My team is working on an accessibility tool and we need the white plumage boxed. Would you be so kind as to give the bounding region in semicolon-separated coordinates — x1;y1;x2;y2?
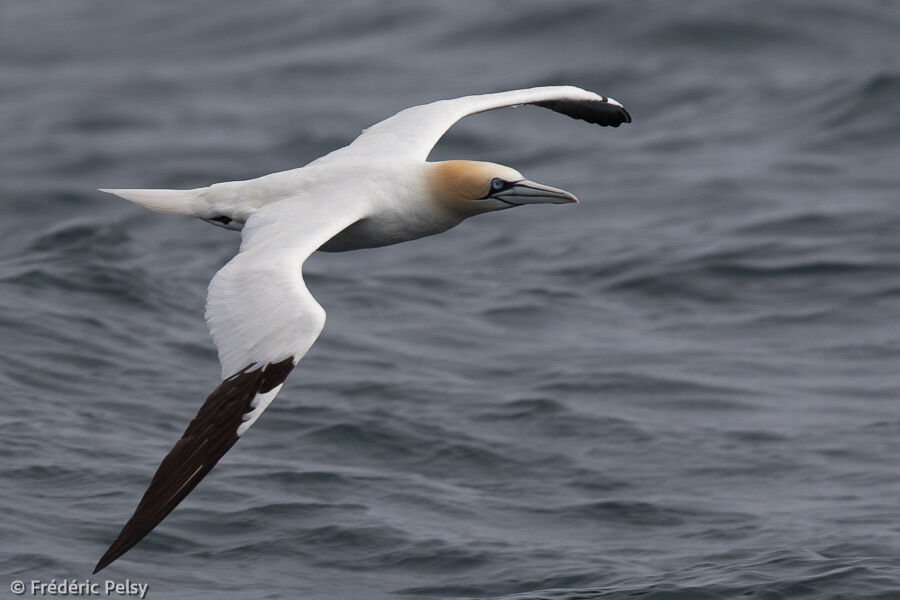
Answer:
94;85;631;573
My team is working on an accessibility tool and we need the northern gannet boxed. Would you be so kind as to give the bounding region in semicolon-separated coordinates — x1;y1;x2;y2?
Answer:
93;86;631;572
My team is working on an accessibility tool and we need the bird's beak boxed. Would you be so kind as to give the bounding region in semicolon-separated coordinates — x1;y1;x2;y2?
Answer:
493;180;579;205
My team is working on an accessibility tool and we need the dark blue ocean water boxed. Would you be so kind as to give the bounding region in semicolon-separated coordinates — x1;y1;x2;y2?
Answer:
2;1;899;598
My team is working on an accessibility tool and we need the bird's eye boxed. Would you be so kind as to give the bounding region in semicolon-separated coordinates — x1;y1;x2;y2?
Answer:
491;178;505;191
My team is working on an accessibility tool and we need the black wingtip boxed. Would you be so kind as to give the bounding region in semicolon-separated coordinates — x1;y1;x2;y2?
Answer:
93;554;113;574
94;525;138;574
534;97;632;128
93;357;296;572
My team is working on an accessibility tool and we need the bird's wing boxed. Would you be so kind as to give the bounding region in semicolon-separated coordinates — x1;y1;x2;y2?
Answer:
94;196;366;573
310;85;631;166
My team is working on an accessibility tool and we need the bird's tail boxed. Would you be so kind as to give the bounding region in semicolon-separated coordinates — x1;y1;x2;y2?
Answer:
99;187;207;216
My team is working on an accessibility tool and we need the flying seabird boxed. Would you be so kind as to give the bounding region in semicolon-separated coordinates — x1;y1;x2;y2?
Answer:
93;85;631;572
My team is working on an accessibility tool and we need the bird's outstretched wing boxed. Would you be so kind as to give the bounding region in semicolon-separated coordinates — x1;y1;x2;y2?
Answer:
94;197;365;573
311;86;631;166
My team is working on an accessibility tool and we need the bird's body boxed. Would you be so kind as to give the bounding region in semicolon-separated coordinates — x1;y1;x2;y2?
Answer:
94;85;631;572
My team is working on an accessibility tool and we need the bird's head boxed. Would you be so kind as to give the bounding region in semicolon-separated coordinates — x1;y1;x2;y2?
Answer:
426;160;577;218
